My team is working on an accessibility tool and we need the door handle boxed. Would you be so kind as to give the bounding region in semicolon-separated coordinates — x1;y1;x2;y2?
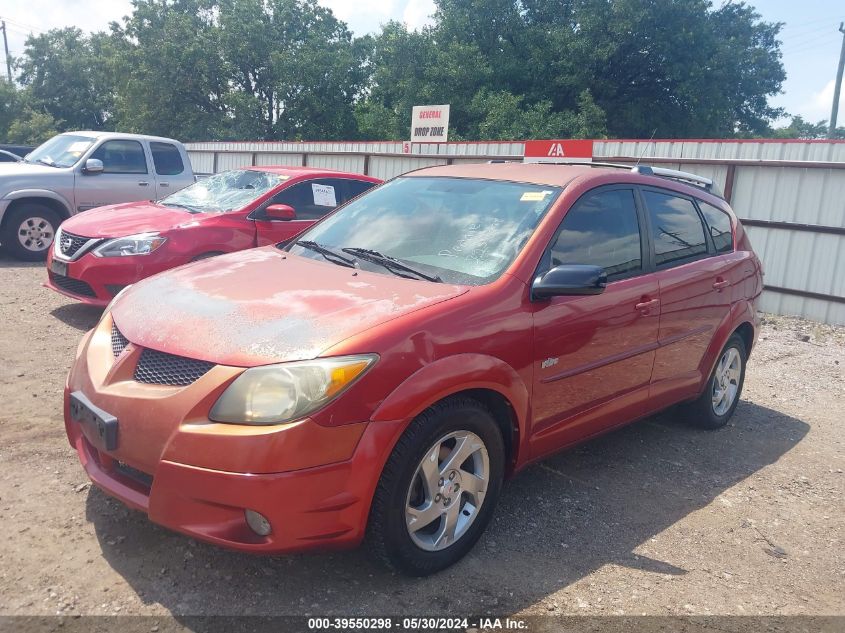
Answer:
160;182;169;187
712;279;730;290
635;298;659;312
138;181;150;187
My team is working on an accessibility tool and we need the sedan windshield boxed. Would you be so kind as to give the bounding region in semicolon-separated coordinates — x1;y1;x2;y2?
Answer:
25;134;95;168
287;177;560;285
161;169;287;213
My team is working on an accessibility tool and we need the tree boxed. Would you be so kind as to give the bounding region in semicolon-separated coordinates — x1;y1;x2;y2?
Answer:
769;116;844;140
110;0;229;140
17;28;115;130
217;0;365;140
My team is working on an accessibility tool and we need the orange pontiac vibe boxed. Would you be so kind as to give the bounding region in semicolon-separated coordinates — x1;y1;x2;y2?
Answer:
65;162;763;575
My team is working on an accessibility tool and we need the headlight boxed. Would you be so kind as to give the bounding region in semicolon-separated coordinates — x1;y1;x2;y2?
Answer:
93;232;167;257
209;354;378;425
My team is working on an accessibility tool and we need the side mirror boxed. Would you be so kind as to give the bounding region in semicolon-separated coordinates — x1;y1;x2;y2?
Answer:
82;158;104;175
265;204;296;220
531;264;607;300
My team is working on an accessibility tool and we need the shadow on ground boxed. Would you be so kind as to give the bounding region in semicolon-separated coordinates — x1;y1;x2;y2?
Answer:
84;401;808;619
50;303;103;331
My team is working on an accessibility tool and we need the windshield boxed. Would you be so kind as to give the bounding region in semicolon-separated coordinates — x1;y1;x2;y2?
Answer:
287;176;560;285
161;169;287;213
25;134;95;168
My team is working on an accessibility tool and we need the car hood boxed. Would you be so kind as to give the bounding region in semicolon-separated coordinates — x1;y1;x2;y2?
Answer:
60;201;200;238
111;247;468;366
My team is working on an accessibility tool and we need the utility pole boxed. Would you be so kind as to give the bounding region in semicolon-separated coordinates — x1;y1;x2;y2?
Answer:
0;21;11;82
830;22;845;138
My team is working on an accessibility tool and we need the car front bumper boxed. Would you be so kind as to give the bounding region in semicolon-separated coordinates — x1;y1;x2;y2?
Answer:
45;248;184;307
65;314;404;553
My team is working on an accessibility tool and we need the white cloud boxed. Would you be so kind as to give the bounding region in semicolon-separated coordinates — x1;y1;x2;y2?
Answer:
794;79;844;123
402;0;436;31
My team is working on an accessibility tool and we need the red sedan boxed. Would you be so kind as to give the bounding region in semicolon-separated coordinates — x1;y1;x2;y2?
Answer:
64;162;762;575
45;167;381;306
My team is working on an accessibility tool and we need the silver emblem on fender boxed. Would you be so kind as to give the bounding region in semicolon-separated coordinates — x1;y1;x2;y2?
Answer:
541;357;559;369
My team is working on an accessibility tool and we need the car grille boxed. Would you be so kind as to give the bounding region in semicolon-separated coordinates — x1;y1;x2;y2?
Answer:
133;348;214;387
58;230;92;258
111;323;129;357
51;273;96;298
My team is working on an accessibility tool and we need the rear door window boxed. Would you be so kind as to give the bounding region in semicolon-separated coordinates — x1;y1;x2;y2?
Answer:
642;190;707;267
549;188;642;281
699;201;734;254
150;142;185;176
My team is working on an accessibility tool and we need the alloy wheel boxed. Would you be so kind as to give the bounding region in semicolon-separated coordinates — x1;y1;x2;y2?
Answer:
405;430;490;552
712;347;741;416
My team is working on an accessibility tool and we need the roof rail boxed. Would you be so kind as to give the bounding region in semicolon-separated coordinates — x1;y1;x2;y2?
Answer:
630;165;714;190
527;160;720;195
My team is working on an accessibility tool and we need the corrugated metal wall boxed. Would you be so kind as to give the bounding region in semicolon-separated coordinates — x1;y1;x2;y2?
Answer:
185;139;845;325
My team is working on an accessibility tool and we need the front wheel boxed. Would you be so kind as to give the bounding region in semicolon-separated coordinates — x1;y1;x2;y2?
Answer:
367;396;505;576
683;333;747;429
1;203;61;261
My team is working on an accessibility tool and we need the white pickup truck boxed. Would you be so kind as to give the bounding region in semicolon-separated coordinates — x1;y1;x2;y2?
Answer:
0;131;194;260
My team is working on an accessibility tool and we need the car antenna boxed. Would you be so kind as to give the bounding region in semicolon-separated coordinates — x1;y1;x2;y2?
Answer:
634;129;658;167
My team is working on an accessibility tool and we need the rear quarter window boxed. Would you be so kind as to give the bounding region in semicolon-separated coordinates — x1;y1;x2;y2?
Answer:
699;201;734;253
642;190;708;266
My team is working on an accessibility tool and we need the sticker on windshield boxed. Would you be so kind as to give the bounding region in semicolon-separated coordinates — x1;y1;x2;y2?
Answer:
520;191;552;202
67;141;92;153
312;183;337;207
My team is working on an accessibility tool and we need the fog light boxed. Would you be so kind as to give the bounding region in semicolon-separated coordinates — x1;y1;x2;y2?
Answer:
245;509;272;536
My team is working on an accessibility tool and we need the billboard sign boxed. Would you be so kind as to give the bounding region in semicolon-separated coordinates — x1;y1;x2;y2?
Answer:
411;105;450;143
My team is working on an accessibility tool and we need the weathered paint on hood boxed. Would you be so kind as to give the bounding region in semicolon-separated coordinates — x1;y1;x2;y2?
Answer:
60;201;196;238
111;247;468;366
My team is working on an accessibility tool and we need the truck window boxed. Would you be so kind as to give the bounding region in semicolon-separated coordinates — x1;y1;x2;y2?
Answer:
150;142;185;176
90;140;148;174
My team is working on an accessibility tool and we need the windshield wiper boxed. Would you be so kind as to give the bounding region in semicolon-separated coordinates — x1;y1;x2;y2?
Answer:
35;158;57;167
342;247;441;282
297;240;358;269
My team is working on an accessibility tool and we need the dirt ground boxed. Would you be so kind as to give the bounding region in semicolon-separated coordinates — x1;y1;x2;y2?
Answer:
0;252;843;623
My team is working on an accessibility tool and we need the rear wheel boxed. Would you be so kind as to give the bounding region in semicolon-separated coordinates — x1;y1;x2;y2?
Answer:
1;203;61;261
367;396;505;576
683;333;747;429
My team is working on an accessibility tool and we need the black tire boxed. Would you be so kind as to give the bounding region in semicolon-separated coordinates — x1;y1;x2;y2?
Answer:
1;203;61;261
366;396;505;576
683;333;747;429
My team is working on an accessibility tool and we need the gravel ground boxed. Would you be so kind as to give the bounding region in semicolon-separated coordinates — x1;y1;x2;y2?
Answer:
0;252;843;622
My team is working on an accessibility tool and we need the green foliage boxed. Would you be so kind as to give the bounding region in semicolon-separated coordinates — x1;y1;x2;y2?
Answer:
7;108;61;145
0;0;795;142
769;116;845;140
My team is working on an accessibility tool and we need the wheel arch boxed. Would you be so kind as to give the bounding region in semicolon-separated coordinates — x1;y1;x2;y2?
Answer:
1;193;72;230
697;300;758;397
370;354;530;473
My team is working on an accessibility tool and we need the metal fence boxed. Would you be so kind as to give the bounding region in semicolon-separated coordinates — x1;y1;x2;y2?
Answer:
185;139;845;326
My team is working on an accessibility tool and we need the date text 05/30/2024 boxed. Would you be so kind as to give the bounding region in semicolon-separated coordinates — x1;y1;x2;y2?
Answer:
307;617;529;630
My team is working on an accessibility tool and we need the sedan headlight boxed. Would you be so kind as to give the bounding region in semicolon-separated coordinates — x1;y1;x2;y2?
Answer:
209;355;378;425
93;232;167;257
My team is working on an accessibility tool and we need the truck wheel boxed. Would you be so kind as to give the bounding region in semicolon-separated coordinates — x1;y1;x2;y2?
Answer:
367;396;505;576
1;203;61;261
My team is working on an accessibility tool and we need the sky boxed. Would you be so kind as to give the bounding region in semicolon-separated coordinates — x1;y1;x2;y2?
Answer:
0;0;843;127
